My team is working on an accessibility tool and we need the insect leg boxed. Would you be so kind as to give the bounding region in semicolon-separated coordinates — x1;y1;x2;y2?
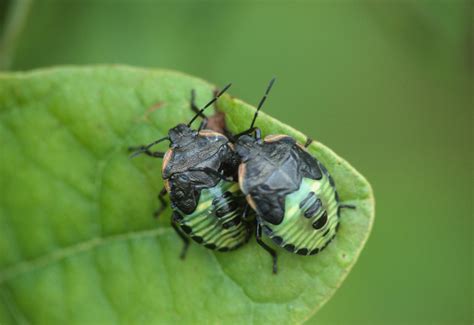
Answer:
339;204;356;210
234;127;256;139
142;150;165;158
171;213;190;259
198;118;209;131
241;204;253;222
256;222;278;274
153;187;168;218
304;137;313;148
128;146;165;158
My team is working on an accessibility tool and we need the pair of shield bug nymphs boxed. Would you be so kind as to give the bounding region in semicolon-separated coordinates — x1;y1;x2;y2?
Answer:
130;79;355;274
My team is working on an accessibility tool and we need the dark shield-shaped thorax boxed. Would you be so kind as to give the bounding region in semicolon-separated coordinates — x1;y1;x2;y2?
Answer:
163;131;234;214
239;135;322;225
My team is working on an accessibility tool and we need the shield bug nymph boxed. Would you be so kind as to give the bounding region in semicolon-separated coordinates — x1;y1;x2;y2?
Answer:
130;84;252;258
234;79;355;273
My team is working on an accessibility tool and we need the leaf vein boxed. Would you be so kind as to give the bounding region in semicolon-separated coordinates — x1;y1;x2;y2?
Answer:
0;227;171;284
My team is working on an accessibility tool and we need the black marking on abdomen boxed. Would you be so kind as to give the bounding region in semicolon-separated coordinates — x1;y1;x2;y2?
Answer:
212;191;238;218
318;160;336;190
191;235;203;243
328;174;335;187
312;211;328;230
284;244;296;253
222;216;242;229
304;198;322;218
172;183;252;253
300;192;315;209
296;248;308;255
299;192;323;218
181;224;192;234
321;234;336;251
272;235;283;245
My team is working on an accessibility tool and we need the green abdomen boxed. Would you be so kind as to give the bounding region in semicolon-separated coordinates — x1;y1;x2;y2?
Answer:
175;181;251;251
261;176;339;255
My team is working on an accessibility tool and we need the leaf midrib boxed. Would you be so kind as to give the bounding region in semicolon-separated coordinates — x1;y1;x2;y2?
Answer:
0;227;172;284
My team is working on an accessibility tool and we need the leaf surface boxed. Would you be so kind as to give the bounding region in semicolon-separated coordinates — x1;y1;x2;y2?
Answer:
0;66;374;324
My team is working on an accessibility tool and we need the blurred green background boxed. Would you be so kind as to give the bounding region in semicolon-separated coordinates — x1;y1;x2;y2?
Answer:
1;0;472;324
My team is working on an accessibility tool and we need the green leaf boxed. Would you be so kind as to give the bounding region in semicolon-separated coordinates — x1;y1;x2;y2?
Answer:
0;66;374;324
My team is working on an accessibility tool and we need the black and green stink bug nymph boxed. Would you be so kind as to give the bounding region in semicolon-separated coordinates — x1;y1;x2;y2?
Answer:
130;84;251;258
234;79;355;273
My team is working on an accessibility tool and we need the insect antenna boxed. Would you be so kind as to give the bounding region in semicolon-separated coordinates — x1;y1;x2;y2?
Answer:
129;136;170;159
249;77;276;130
187;83;232;127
